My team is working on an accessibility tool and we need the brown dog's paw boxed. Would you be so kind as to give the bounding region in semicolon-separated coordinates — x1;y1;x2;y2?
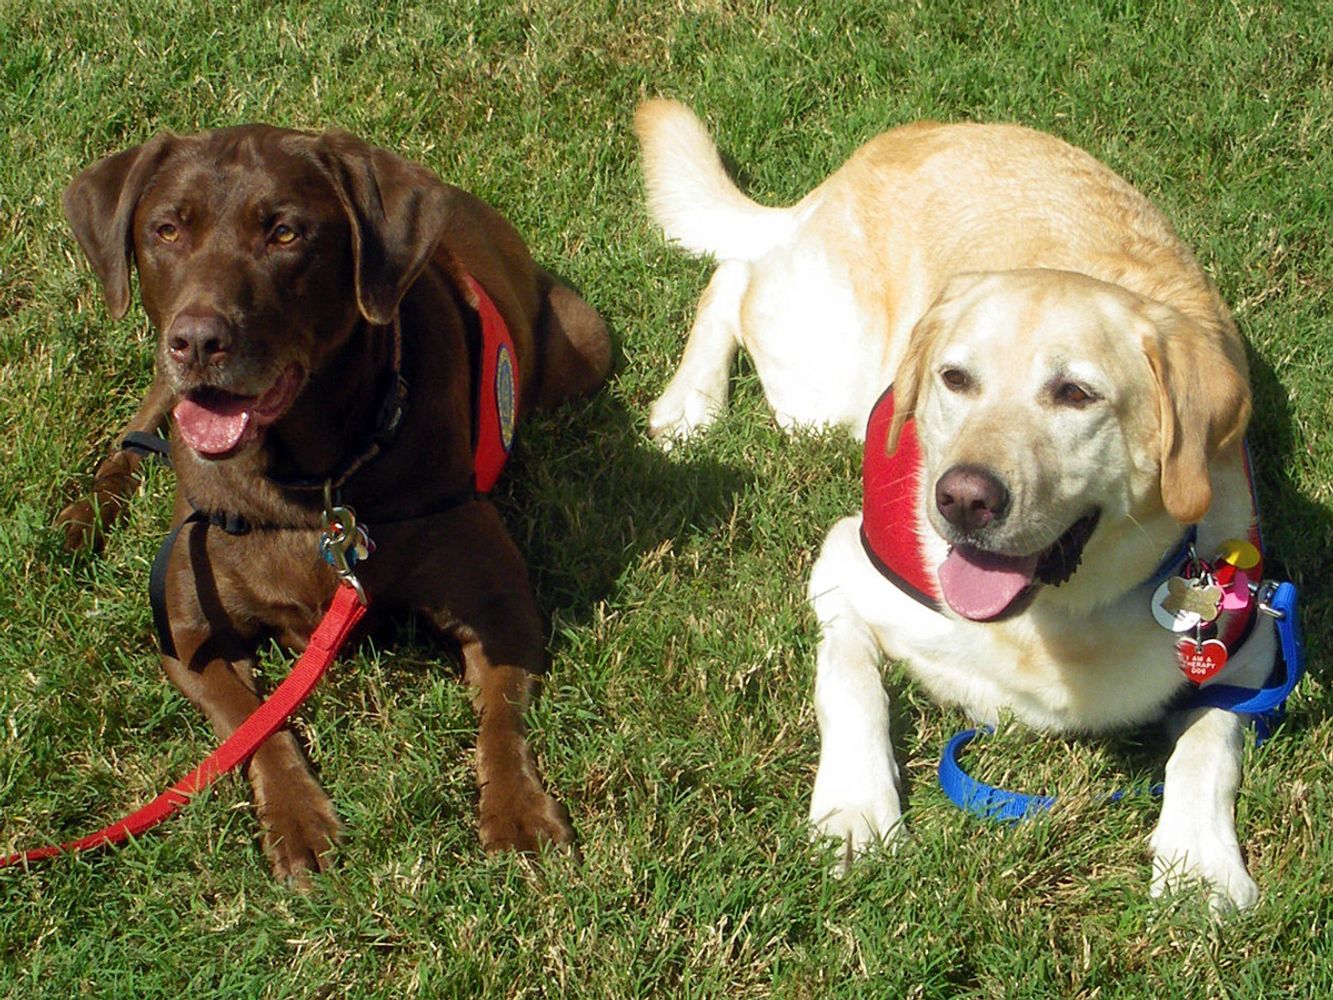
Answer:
479;779;576;855
256;776;343;889
55;451;142;552
55;497;108;552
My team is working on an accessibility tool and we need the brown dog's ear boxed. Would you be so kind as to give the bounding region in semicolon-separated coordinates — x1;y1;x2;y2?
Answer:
62;134;174;319
313;133;454;326
1140;302;1251;524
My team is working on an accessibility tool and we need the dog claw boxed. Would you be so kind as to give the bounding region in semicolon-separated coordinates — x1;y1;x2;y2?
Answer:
1149;830;1259;913
55;499;103;552
809;797;908;875
255;772;342;887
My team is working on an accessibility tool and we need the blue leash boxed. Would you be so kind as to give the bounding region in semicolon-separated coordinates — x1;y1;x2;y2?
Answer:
939;581;1305;823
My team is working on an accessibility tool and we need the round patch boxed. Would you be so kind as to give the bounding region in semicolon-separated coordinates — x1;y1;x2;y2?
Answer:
495;343;516;452
1218;537;1261;570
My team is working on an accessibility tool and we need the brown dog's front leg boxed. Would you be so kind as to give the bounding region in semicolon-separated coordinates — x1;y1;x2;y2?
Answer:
164;635;341;887
408;505;576;855
459;636;576;854
57;375;174;552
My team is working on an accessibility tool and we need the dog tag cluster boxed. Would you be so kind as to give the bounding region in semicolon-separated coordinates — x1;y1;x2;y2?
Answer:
319;497;375;605
320;510;374;570
1151;538;1261;684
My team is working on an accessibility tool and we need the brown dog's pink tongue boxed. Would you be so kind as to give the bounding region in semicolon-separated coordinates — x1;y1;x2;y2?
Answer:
173;395;254;456
937;546;1039;621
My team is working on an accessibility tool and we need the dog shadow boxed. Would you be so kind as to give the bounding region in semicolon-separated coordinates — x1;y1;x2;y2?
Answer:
499;382;750;632
1246;348;1331;705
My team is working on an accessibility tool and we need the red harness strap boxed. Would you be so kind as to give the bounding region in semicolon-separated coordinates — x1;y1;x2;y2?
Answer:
860;386;942;608
466;275;519;494
2;585;365;867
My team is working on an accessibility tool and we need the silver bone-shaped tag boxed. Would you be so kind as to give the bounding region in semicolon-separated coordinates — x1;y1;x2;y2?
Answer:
1161;576;1223;622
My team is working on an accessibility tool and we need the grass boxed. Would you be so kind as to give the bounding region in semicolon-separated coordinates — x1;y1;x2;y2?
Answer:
1;0;1331;996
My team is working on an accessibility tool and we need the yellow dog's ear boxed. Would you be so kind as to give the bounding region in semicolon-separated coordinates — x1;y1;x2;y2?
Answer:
887;274;984;454
886;313;934;455
1140;302;1251;524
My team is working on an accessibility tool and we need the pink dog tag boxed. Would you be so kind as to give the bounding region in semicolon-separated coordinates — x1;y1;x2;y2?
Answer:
1220;569;1252;612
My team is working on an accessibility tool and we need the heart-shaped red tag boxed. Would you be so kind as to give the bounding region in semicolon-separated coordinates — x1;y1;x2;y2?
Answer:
1176;638;1229;684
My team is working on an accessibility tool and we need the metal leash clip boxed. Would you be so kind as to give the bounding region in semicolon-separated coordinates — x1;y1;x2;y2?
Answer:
319;481;373;604
1254;580;1286;621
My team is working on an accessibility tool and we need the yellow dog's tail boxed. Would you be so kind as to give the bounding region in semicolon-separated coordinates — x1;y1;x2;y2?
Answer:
634;99;800;262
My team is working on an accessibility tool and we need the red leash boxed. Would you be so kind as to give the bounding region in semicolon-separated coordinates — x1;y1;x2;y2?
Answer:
1;583;365;868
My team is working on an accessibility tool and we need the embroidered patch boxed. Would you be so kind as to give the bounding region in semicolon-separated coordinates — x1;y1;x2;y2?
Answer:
495;343;516;453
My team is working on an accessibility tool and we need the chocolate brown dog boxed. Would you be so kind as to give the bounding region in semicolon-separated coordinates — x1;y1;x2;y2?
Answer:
57;125;611;883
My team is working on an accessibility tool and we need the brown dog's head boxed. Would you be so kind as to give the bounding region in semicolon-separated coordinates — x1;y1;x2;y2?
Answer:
887;269;1251;619
64;126;453;457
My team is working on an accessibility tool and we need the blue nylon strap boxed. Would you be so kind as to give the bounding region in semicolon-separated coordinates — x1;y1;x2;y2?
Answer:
939;581;1305;823
939;728;1055;822
1184;582;1304;717
940;727;1167;824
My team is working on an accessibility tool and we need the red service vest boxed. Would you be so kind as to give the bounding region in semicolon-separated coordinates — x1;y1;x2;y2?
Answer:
465;275;519;494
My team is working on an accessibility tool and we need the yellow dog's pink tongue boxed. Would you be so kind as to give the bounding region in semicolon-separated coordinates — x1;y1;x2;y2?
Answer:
938;546;1039;621
173;395;254;456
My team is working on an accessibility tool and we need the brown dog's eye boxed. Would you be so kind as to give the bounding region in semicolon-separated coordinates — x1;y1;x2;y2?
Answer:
1054;382;1093;406
941;368;971;391
157;223;179;243
271;224;298;245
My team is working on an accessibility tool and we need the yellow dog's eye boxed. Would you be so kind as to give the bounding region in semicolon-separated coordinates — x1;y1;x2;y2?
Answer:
1055;382;1092;406
941;368;971;391
157;223;179;243
271;224;298;245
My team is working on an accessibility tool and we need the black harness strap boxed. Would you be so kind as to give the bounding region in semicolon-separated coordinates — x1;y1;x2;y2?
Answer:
150;511;203;660
121;431;173;467
147;489;479;658
149;507;253;659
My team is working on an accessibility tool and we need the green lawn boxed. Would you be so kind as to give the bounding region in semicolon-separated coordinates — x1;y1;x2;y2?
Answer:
2;1;1330;996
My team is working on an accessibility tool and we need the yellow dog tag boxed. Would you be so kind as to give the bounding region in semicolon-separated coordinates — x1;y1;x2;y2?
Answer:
1218;538;1260;570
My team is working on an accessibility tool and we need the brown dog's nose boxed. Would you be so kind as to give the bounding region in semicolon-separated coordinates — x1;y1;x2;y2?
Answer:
167;312;232;369
935;464;1010;531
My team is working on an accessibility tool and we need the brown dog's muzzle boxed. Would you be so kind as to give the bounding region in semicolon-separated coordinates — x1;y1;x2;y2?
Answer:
167;311;233;373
